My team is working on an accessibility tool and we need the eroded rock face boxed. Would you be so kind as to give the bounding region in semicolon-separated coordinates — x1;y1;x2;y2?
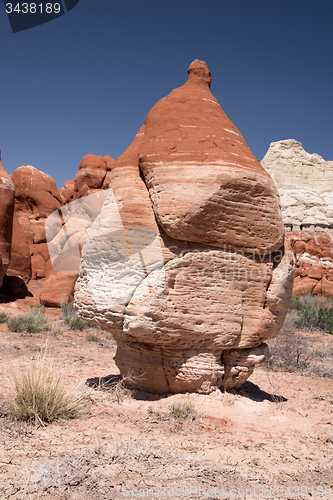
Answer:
75;60;294;394
261;140;333;231
8;165;65;282
73;154;116;199
262;140;333;295
0;154;15;288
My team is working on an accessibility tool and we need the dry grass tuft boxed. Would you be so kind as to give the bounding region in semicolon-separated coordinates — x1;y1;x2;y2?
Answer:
0;310;9;323
10;354;88;424
6;308;49;333
61;303;94;331
168;401;196;420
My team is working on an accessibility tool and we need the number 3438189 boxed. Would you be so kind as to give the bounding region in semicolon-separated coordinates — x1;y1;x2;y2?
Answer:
5;3;61;14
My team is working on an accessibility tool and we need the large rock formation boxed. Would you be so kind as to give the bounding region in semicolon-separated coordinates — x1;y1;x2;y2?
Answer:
0;153;15;288
7;165;65;284
262;140;333;295
2;155;116;307
74;60;294;394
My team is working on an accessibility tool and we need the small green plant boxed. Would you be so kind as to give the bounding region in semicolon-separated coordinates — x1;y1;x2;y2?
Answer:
10;355;88;423
103;331;114;341
0;311;9;323
86;332;100;342
61;303;93;331
295;306;333;334
168;401;196;419
6;309;49;333
289;295;302;311
49;326;65;338
289;294;333;312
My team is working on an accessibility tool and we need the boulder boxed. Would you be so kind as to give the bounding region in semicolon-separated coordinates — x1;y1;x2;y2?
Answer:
40;272;79;307
0;153;15;287
261;141;333;296
59;179;75;204
73;154;116;199
74;60;294;394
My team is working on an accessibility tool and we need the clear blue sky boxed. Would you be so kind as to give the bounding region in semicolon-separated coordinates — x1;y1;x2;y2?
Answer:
1;0;333;189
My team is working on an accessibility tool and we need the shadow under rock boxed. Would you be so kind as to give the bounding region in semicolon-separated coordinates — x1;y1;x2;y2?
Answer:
86;374;122;389
237;381;287;403
0;275;33;303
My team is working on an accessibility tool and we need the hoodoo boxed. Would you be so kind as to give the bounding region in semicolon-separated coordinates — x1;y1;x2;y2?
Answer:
74;60;294;393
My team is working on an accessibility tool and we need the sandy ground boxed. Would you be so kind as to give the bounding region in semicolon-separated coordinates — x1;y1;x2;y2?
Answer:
0;288;333;499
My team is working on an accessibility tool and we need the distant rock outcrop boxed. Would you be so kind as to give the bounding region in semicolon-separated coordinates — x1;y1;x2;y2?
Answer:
40;154;116;307
0;153;15;288
262;140;333;296
7;165;65;284
73;154;115;199
74;60;294;394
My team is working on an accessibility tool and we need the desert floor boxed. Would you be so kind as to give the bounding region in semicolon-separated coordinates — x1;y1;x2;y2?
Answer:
0;284;333;500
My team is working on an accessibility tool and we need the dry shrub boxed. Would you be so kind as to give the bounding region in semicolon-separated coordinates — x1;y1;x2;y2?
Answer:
10;355;88;424
168;401;196;419
0;310;9;323
266;330;311;372
86;332;101;342
61;303;94;331
6;308;49;333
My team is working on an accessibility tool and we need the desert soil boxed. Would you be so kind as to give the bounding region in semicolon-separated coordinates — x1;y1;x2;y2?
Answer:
0;283;333;500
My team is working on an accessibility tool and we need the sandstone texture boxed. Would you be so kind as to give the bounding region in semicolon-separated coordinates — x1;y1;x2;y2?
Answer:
75;60;294;394
262;140;333;295
7;165;65;283
0;154;15;288
73;154;115;199
261;139;333;231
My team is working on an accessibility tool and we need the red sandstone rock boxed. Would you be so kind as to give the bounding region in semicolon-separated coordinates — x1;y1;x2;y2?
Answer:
59;179;75;204
11;165;65;218
31;254;46;279
138;60;284;254
40;272;78;307
10;165;65;285
73;154;116;199
6;213;31;282
0;154;15;287
74;60;293;394
287;231;333;296
293;276;318;295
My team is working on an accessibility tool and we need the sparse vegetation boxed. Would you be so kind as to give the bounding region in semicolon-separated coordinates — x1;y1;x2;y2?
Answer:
287;294;333;334
49;326;64;338
6;309;49;333
168;401;196;419
295;305;333;334
266;331;312;372
86;332;100;342
10;355;88;424
61;303;94;331
88;374;133;403
0;310;9;323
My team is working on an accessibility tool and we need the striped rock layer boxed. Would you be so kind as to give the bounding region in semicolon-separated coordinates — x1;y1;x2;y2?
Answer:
262;140;333;296
75;60;294;394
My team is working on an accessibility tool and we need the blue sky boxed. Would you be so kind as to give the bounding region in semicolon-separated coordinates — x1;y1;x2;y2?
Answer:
1;0;333;189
